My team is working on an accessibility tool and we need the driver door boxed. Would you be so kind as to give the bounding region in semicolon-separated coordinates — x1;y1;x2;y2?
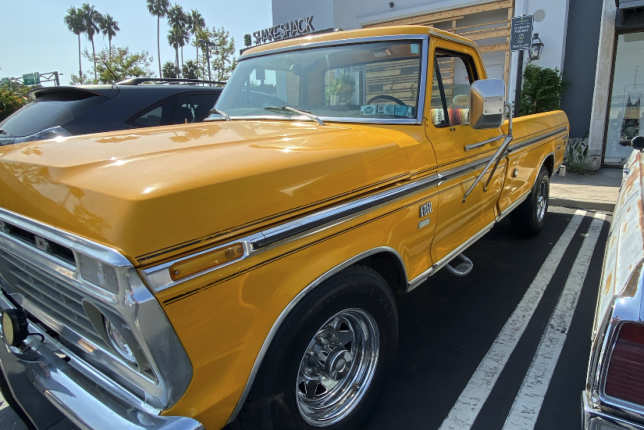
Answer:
426;42;505;263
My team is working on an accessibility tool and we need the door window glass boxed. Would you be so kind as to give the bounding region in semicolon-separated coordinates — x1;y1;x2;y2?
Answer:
605;33;644;164
129;97;177;127
430;51;475;127
173;93;219;124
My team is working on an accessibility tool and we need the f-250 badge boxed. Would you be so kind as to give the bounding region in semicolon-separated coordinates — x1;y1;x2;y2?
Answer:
418;202;433;229
419;202;433;218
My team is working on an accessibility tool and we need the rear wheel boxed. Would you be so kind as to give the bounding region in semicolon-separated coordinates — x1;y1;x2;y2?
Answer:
230;265;398;430
510;166;550;237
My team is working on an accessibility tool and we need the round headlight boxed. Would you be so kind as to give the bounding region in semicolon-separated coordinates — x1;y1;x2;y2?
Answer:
104;318;137;364
2;309;28;347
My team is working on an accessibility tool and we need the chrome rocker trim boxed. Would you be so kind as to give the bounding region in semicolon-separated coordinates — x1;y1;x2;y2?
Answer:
0;293;204;430
406;220;496;292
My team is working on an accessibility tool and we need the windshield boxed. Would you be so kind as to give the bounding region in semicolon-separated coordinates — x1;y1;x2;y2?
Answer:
0;96;106;137
214;40;423;122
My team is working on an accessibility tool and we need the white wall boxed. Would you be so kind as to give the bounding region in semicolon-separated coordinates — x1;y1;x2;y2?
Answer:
272;0;334;30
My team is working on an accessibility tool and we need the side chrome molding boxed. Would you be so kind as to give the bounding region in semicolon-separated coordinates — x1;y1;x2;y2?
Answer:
226;246;405;424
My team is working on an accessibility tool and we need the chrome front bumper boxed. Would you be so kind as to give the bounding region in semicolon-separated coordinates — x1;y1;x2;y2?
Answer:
0;294;203;430
583;390;644;430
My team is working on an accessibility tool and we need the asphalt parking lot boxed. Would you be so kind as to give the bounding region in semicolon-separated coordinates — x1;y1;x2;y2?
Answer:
364;206;610;430
0;206;610;430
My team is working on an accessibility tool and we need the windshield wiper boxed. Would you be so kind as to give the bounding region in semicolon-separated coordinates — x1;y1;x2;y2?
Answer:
264;106;325;126
209;108;230;121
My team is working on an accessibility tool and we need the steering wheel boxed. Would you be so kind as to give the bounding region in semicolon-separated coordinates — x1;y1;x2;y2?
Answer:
367;95;406;105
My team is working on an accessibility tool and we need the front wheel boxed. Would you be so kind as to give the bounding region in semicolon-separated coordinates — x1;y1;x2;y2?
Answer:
230;265;398;430
510;166;550;237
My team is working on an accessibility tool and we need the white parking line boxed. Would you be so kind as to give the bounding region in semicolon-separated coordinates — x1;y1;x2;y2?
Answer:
502;213;606;430
438;210;587;430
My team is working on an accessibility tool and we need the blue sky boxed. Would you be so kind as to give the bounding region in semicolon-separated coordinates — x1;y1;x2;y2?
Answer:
0;0;273;85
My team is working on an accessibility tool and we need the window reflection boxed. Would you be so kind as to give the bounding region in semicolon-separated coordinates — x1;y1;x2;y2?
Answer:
605;33;644;164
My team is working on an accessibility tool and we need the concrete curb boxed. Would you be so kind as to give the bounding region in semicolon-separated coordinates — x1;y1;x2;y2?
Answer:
550;198;615;212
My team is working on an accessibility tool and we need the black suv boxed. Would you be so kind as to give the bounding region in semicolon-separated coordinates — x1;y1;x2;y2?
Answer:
0;78;224;146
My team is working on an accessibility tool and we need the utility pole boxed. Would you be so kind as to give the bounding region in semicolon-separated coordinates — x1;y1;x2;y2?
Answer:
510;15;534;117
514;50;524;117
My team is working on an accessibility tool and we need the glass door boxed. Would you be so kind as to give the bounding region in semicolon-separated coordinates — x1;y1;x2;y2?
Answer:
605;33;644;165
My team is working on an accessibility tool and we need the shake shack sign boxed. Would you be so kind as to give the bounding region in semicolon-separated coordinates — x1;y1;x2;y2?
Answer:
251;16;315;45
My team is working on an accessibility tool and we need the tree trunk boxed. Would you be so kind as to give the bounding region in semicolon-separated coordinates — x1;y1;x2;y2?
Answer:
157;17;162;78
91;38;97;82
175;47;180;77
77;34;83;84
108;37;112;62
181;46;184;69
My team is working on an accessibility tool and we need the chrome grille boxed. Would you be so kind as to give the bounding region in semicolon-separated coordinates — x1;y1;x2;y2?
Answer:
0;249;105;348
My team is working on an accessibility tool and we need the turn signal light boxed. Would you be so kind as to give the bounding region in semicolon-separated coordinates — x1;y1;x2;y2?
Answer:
605;323;644;405
169;243;244;281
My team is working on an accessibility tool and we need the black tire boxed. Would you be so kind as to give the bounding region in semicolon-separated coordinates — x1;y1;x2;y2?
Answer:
510;166;550;237
230;265;398;430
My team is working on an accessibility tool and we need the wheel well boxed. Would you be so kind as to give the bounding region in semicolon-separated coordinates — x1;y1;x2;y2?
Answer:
543;154;555;177
350;251;407;294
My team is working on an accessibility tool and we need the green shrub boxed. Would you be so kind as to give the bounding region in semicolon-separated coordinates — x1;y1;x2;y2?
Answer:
0;84;29;122
519;64;569;116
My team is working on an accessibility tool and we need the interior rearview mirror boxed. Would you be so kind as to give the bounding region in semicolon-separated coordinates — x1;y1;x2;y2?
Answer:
255;67;266;81
632;136;644;151
469;79;506;130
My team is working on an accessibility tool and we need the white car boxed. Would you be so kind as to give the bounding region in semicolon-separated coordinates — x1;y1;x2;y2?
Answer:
583;136;644;429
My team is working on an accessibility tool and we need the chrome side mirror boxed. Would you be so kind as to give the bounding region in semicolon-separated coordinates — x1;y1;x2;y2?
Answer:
469;79;506;130
632;136;644;151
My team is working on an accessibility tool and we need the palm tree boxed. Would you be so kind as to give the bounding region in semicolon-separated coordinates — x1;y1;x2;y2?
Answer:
167;26;183;77
182;60;199;79
162;61;178;78
146;0;170;77
81;3;101;82
64;7;86;84
99;14;119;60
187;10;205;64
167;4;188;68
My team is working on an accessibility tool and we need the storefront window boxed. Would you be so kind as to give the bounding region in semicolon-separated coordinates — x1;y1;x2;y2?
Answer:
605;33;644;164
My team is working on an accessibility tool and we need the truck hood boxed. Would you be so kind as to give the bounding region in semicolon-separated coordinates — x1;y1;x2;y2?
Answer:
0;121;411;265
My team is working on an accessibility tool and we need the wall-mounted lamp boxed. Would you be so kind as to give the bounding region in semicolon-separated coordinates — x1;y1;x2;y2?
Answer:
529;33;544;61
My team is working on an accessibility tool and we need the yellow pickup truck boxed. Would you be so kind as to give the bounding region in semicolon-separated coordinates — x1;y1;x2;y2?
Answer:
0;26;568;430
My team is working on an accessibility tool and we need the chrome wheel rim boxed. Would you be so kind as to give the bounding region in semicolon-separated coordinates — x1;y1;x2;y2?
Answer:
536;177;548;222
296;308;380;427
